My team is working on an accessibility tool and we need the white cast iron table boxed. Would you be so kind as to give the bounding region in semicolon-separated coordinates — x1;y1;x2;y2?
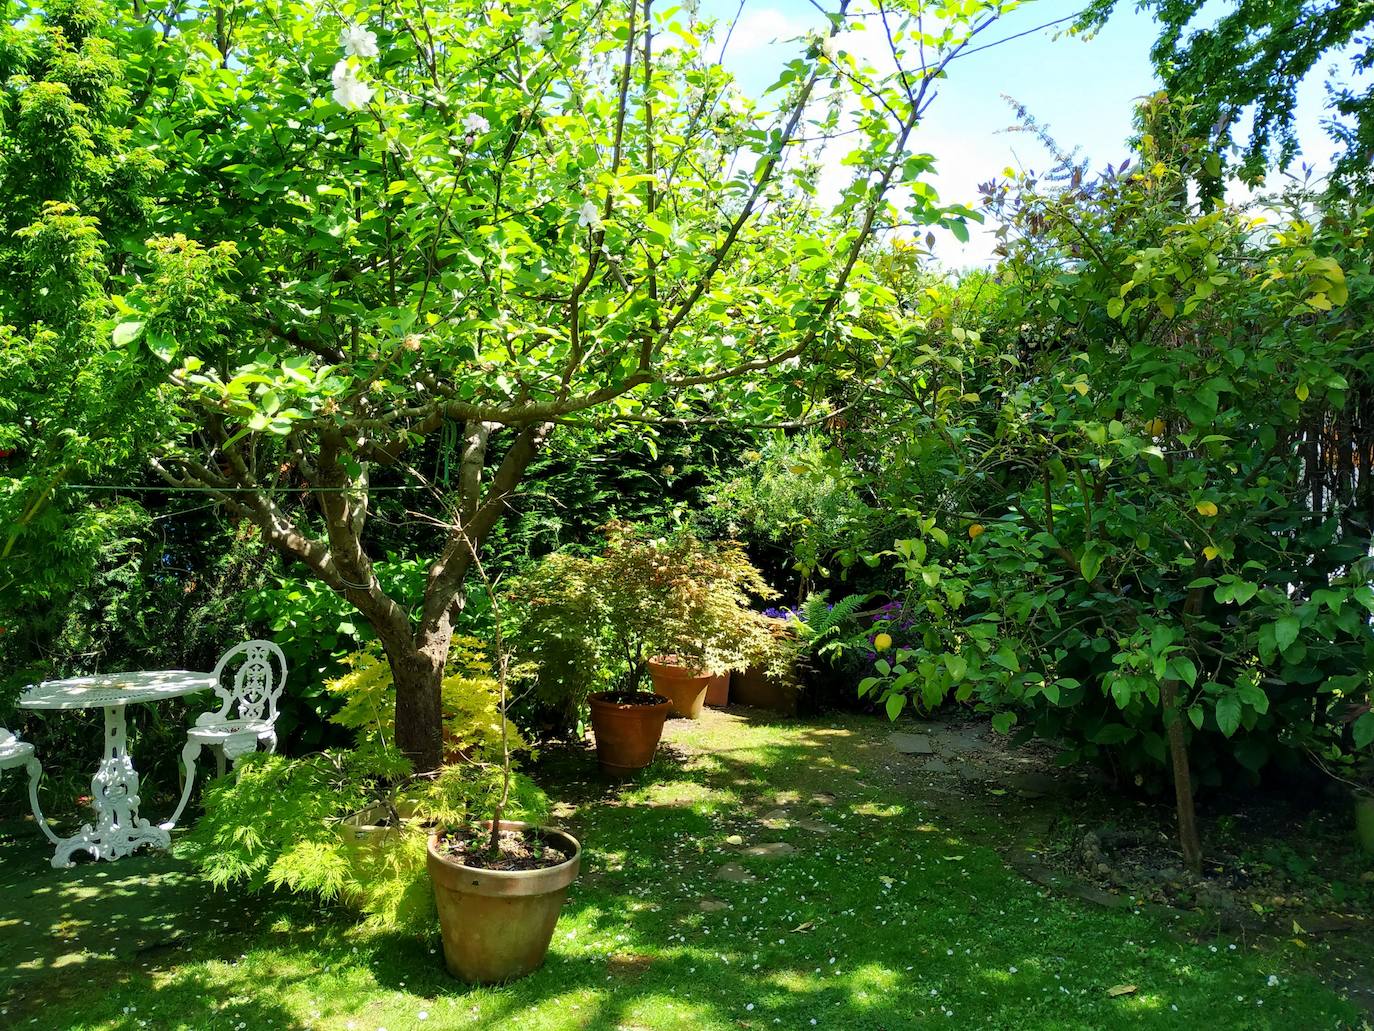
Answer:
20;671;215;868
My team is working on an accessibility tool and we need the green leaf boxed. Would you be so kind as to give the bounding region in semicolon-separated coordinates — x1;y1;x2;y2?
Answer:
1353;712;1374;750
1091;724;1136;745
1080;544;1105;583
944;654;968;681
885;693;906;721
1215;694;1242;737
1273;615;1300;653
1169;656;1198;688
1187;704;1204;730
112;320;146;346
991;712;1017;734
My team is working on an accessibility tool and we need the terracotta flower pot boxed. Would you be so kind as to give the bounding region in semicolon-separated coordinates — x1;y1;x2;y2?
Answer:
705;671;730;707
731;664;798;715
647;655;713;718
427;822;581;984
588;691;672;773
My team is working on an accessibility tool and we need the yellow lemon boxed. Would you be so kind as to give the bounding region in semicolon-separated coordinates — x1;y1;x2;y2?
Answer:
1145;418;1166;437
874;633;893;652
968;523;985;539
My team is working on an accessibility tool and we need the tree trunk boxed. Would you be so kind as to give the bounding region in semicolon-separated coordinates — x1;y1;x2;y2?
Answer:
1161;676;1203;874
386;641;445;773
1164;585;1207;875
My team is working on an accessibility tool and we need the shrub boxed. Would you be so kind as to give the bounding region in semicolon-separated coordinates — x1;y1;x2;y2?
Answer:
507;522;781;726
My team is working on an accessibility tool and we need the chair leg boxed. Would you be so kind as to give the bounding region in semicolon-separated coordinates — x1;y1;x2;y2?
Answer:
213;745;226;779
262;729;278;755
24;757;60;845
164;740;203;830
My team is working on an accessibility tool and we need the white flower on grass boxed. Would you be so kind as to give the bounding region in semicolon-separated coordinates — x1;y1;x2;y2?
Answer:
577;200;602;229
463;113;490;134
340;23;379;58
522;22;551;48
1266;975;1280;987
332;60;374;110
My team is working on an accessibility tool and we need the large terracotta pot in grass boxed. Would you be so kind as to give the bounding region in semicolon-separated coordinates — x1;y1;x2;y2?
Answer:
588;690;672;773
427;822;581;984
647;655;713;718
730;664;799;715
704;671;730;707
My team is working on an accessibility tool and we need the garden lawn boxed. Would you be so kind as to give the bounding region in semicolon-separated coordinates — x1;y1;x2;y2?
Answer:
5;708;1367;1030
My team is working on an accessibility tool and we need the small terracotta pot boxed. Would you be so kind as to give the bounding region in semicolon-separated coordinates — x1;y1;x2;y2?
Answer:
647;656;713;718
704;672;730;707
427;822;581;984
588;691;672;773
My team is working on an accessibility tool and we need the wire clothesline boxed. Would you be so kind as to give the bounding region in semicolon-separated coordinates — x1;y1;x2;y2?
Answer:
62;483;431;494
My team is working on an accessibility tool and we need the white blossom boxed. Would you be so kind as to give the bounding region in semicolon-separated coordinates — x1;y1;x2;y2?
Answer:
340;23;379;58
521;22;551;48
577;200;602;229
681;0;700;17
820;35;840;61
331;60;374;110
463;113;490;134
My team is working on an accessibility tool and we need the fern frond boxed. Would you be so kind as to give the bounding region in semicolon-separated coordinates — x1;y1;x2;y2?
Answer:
799;592;868;644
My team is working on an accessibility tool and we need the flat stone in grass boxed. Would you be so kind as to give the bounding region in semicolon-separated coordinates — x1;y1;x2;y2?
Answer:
741;842;795;859
888;732;934;755
698;897;730;912
758;808;792;829
795;818;835;834
714;862;757;883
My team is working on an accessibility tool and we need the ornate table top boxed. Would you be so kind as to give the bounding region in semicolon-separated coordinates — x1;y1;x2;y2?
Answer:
19;671;216;710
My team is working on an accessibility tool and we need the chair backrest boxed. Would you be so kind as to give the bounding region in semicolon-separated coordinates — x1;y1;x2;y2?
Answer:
207;640;289;725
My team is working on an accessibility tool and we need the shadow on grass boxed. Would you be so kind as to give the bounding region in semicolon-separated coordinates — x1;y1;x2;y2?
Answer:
4;707;1360;1029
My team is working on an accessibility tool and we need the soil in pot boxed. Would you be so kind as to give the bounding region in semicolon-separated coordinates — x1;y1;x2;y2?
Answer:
428;822;581;984
647;655;712;719
588;691;672;774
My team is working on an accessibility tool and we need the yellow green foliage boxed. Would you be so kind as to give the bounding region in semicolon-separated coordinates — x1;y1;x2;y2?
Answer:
326;636;525;761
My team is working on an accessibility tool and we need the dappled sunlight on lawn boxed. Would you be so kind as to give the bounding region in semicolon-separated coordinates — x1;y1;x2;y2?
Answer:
3;710;1364;1029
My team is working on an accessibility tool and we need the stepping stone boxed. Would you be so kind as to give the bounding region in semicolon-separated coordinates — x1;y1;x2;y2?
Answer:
741;842;795;859
758;808;792;829
811;792;837;806
714;863;757;883
923;757;951;774
698;897;730;912
888;732;933;754
795;818;835;834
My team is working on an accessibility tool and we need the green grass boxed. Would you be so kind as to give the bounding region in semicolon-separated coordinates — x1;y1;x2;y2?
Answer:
6;710;1368;1030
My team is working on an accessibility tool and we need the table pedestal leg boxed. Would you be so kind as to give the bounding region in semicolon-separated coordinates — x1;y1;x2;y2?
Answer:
51;705;170;869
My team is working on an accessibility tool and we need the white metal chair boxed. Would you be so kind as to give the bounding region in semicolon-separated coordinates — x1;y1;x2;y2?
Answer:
166;640;287;827
1;727;60;844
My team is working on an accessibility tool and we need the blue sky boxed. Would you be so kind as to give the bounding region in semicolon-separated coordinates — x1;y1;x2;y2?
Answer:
698;0;1342;264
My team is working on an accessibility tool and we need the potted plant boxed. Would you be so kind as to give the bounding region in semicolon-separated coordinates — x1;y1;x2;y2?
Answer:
425;547;584;984
731;607;807;714
180;559;578;985
508;522;779;770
